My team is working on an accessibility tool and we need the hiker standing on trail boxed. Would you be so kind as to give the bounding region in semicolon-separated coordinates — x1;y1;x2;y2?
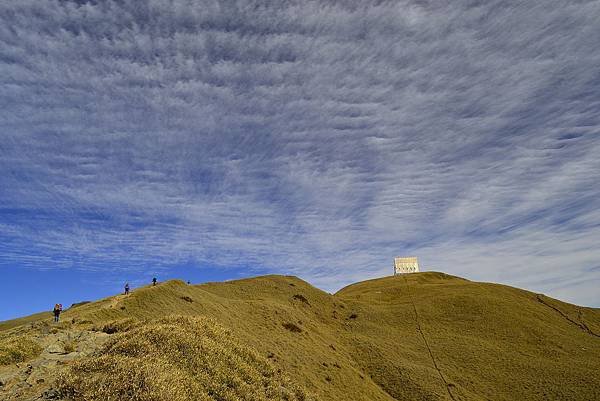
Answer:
125;283;130;295
53;303;62;322
152;277;157;286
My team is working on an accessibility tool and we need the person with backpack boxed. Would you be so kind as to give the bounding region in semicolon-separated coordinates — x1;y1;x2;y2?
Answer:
125;283;130;295
152;277;157;286
53;303;62;322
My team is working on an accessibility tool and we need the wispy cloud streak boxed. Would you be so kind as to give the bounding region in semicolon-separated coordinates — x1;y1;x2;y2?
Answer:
1;0;599;305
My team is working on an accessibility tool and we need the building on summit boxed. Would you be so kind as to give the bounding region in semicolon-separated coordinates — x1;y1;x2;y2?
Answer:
394;257;419;274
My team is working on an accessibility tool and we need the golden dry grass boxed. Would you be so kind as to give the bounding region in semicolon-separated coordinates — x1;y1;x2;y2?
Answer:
0;311;52;331
0;335;42;365
93;317;139;334
57;316;313;401
337;273;600;400
2;272;599;400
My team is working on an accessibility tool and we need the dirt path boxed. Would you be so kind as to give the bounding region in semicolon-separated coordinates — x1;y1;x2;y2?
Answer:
536;294;600;338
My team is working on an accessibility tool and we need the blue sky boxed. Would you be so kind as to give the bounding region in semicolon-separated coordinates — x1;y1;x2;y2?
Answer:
1;0;599;321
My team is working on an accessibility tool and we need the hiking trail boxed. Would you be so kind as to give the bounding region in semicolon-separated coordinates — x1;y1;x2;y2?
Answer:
403;276;457;401
536;294;600;338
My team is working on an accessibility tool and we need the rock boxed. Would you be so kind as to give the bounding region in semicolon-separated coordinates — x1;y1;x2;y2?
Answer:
46;343;65;354
42;388;61;399
1;328;109;401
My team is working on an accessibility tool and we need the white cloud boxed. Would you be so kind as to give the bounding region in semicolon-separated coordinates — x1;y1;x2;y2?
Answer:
1;0;599;306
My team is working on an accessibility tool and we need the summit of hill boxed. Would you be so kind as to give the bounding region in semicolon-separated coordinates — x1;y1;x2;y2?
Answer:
1;272;599;400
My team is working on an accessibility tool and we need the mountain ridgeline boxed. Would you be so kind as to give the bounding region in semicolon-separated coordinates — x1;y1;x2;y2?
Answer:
1;272;599;400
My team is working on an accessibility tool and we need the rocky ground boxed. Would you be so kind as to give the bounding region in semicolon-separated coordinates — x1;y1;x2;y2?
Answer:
0;322;110;401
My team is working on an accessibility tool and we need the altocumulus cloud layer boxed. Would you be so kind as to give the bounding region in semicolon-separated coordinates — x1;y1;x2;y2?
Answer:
1;0;599;305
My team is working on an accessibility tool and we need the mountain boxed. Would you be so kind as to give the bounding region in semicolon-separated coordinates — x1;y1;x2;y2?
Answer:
1;272;599;400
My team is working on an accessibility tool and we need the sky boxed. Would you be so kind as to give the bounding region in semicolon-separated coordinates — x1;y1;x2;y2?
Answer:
1;0;599;321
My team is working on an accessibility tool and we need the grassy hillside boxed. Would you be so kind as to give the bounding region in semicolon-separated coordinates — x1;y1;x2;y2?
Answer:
1;272;599;401
0;311;55;332
336;272;600;400
57;316;311;401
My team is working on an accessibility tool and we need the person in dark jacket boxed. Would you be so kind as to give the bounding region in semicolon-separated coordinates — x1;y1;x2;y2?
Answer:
53;303;62;322
152;277;157;286
125;283;130;295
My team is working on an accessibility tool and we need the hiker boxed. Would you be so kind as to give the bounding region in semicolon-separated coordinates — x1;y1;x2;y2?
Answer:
125;283;130;295
53;303;62;322
152;277;157;286
187;280;191;285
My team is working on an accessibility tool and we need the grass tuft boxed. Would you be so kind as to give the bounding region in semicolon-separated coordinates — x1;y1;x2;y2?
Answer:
292;294;310;305
95;318;139;334
63;340;76;354
180;296;194;303
0;336;42;365
282;323;303;333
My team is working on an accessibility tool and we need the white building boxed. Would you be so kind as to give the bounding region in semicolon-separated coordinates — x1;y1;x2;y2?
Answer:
394;257;419;274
